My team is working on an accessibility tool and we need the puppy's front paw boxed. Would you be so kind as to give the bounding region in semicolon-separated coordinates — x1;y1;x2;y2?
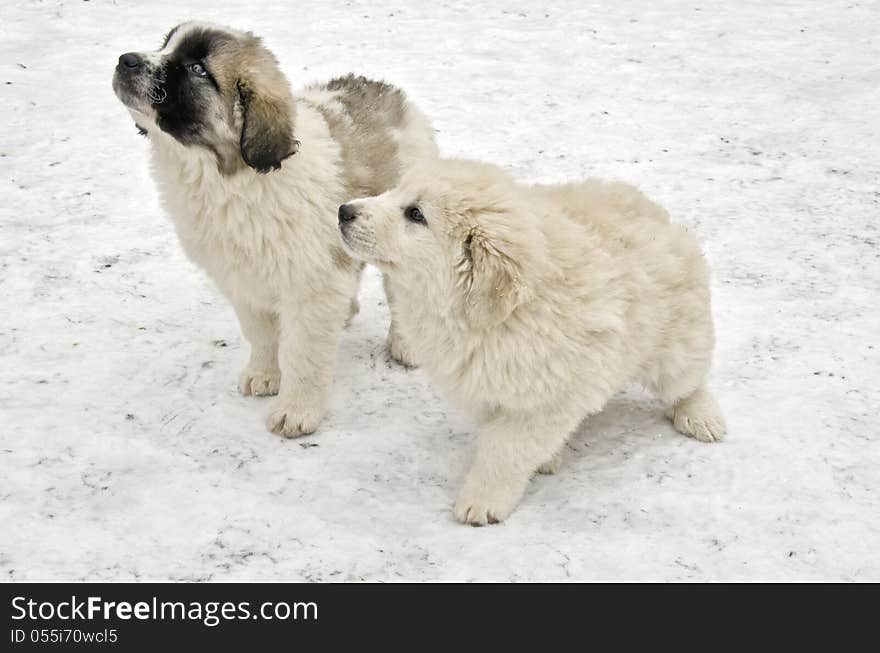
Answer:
239;368;281;396
536;451;562;475
453;482;523;526
266;399;322;438
387;329;417;368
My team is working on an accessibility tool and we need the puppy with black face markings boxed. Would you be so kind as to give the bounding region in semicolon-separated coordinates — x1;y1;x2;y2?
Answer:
113;22;436;437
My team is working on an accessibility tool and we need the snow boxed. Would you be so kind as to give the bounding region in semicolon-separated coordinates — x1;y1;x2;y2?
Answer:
1;0;878;581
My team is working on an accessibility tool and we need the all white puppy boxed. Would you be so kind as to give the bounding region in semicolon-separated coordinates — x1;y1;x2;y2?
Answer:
338;159;726;525
112;23;436;436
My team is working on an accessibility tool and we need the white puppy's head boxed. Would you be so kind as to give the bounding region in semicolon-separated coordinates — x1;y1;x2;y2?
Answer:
338;159;551;328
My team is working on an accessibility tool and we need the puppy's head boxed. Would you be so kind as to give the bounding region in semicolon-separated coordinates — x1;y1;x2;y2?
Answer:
339;160;549;328
112;22;299;174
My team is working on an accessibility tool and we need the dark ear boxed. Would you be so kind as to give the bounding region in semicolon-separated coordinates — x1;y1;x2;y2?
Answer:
458;227;530;329
237;79;299;173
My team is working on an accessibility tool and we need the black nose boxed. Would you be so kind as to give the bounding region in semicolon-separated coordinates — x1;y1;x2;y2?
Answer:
118;53;141;69
338;204;358;224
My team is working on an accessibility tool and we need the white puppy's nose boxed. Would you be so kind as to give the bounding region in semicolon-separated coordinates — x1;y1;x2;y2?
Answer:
338;203;359;224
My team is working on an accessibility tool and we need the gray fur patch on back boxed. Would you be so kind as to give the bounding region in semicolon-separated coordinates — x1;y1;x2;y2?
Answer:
305;74;408;198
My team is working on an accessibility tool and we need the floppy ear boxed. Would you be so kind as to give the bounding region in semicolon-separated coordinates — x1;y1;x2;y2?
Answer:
458;226;531;329
237;79;300;173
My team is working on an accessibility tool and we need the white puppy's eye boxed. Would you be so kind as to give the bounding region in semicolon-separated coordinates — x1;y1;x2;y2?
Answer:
189;62;208;77
404;206;426;224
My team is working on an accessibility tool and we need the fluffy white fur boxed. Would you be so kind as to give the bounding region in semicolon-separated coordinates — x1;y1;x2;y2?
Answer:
115;23;436;436
339;159;726;525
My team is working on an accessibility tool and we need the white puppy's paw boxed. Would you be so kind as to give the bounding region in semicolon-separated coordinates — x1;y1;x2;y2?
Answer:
666;387;726;443
453;483;522;526
266;399;322;438
239;368;281;397
388;330;417;368
536;451;562;475
670;411;726;442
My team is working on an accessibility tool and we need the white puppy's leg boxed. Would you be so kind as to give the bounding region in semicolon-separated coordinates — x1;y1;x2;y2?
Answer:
536;451;563;475
665;383;726;443
387;319;416;368
233;302;281;397
346;297;360;326
383;274;417;368
266;290;351;438
454;413;576;526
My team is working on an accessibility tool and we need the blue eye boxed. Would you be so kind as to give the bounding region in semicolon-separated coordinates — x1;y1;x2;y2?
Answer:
404;206;426;224
190;62;207;77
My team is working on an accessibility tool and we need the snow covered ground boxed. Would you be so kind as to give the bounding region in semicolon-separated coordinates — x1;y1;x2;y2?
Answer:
1;0;878;581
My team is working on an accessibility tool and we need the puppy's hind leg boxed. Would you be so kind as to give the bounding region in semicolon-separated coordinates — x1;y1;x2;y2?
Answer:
346;297;360;327
664;383;726;443
345;262;365;327
648;334;725;442
383;273;417;368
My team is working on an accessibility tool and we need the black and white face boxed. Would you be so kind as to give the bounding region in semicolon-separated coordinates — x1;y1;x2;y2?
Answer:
112;22;299;174
113;23;229;145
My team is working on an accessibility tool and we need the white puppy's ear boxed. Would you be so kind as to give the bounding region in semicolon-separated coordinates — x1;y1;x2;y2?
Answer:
458;225;531;329
237;78;300;173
